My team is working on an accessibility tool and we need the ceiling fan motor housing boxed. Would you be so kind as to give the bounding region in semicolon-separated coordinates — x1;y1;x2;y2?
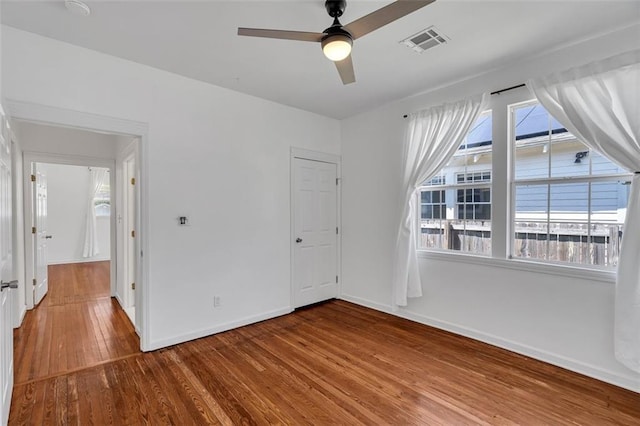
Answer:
325;0;347;18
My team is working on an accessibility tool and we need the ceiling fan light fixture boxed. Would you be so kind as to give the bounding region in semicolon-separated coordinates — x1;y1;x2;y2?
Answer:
322;34;352;62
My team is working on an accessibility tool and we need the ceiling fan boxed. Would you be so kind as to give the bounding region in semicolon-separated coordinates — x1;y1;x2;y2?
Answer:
238;0;436;85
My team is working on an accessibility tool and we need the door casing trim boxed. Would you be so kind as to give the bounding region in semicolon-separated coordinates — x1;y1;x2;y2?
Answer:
289;147;342;309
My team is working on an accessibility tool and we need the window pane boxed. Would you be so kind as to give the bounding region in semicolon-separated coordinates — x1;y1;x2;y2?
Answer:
591;181;625;267
513;180;625;266
514;184;549;260
550;139;590;178
513;102;627;180
511;100;632;268
591;150;624;176
418;111;492;256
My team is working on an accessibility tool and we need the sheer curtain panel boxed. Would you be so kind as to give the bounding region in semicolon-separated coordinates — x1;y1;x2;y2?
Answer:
528;49;640;373
83;168;107;258
392;93;489;306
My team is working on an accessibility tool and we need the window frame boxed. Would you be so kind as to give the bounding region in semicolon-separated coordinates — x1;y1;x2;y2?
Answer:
508;98;632;270
416;89;631;278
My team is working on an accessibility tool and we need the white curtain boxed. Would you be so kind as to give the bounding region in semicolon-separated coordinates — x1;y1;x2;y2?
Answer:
528;49;640;372
83;168;107;258
392;93;489;306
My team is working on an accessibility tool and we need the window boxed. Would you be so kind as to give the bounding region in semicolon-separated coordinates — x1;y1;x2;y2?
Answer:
94;170;110;217
456;172;491;220
418;111;492;254
421;176;446;220
511;101;631;267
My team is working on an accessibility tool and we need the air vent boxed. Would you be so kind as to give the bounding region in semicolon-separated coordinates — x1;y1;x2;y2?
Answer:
401;26;448;53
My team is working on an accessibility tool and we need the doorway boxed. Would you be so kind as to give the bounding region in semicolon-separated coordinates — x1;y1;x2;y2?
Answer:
4;98;149;351
25;162;112;308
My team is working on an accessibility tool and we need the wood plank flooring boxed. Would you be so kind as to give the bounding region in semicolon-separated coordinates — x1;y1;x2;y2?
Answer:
12;262;139;385
10;267;640;424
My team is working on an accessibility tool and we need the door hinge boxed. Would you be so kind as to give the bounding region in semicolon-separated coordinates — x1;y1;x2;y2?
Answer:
336;178;339;185
32;278;36;286
131;177;136;185
31;174;36;182
32;226;36;234
131;282;135;290
336;227;339;235
131;230;135;238
336;275;339;283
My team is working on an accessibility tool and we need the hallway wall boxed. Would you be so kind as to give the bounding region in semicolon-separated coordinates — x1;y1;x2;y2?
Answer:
37;163;110;264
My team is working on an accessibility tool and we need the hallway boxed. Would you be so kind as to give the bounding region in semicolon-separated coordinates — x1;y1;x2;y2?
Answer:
12;262;139;385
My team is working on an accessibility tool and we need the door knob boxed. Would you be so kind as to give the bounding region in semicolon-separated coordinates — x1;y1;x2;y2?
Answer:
295;238;303;243
1;280;18;291
45;235;53;239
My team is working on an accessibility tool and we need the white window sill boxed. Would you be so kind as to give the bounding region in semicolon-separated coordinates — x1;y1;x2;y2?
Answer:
416;250;616;284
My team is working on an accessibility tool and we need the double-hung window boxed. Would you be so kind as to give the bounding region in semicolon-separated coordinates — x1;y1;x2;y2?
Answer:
510;101;631;267
418;111;492;255
417;93;632;272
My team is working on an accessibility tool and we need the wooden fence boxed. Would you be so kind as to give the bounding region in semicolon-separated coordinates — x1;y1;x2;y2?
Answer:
420;220;622;267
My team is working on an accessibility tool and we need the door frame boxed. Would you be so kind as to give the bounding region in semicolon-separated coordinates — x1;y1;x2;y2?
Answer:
6;99;151;352
22;153;115;309
289;147;342;309
118;147;138;324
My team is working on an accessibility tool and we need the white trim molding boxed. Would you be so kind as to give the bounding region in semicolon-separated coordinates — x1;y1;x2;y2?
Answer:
8;100;151;352
5;100;148;137
147;307;293;351
416;250;616;284
289;147;342;309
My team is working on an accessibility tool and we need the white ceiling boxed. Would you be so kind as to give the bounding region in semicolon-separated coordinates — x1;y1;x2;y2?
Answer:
2;1;639;119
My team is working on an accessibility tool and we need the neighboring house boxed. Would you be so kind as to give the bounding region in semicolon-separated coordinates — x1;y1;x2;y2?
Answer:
420;103;630;266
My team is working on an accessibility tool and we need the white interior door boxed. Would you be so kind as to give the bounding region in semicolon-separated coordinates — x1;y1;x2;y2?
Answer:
125;156;136;312
0;115;15;425
33;165;48;305
292;158;338;308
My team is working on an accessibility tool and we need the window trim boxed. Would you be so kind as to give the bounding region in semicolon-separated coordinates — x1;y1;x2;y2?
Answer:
415;90;630;280
509;100;631;270
417;249;616;284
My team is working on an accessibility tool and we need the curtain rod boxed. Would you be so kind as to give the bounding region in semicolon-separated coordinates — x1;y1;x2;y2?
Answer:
402;83;527;118
490;83;526;96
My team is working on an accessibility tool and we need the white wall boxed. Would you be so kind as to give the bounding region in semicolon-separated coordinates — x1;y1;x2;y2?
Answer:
36;163;110;265
340;23;640;392
2;26;341;350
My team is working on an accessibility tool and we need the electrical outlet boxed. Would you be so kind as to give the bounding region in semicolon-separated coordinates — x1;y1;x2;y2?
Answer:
213;296;221;307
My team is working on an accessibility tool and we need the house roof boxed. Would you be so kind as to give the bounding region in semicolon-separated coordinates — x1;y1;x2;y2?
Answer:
465;104;567;149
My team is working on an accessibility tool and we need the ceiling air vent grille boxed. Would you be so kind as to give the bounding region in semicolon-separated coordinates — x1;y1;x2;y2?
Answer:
401;26;448;53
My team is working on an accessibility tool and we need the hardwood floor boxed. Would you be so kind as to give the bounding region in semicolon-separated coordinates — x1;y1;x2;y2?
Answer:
12;262;139;385
10;275;640;424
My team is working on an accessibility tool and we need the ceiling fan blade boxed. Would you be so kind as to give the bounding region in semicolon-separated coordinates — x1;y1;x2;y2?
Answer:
344;0;436;40
335;55;356;85
238;28;324;43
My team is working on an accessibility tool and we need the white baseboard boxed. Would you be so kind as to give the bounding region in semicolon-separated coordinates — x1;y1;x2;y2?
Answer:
340;294;394;314
13;304;27;329
48;257;110;265
340;294;640;394
114;293;125;309
147;307;293;351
